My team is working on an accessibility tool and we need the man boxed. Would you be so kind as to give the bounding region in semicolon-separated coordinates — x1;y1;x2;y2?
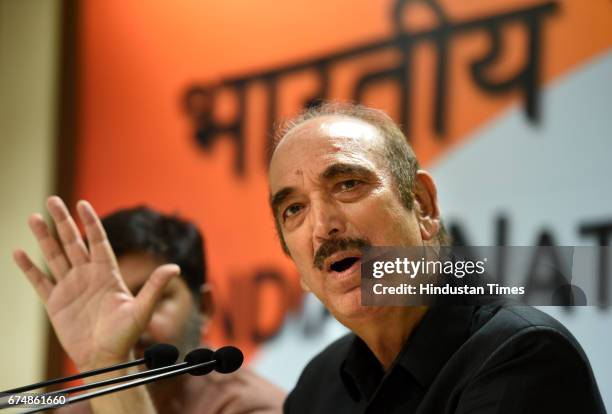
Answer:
16;102;605;413
267;103;605;413
14;204;285;414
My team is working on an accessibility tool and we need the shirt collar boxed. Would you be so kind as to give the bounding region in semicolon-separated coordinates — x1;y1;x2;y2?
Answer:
341;335;385;401
340;306;475;398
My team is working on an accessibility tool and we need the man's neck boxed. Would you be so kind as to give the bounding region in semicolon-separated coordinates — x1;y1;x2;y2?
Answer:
349;306;428;370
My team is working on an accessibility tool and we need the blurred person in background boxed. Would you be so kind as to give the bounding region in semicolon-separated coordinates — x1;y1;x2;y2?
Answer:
14;201;285;414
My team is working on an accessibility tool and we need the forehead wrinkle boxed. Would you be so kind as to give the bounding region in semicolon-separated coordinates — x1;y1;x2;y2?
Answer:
276;115;382;152
269;115;387;192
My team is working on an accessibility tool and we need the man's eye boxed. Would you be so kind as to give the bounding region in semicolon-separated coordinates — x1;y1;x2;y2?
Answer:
283;204;303;220
339;180;361;191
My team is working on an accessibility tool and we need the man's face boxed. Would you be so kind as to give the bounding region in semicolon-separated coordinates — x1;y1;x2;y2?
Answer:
269;115;423;322
118;252;202;359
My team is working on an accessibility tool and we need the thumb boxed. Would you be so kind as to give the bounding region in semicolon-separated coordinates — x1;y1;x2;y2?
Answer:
134;264;180;323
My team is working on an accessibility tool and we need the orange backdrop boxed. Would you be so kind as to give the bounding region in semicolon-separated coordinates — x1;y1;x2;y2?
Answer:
71;0;611;360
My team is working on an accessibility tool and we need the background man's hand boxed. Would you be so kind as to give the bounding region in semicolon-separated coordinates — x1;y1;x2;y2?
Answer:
196;368;286;414
13;196;179;371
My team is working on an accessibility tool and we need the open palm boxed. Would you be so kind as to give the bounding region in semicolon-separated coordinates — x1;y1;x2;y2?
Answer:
13;197;179;371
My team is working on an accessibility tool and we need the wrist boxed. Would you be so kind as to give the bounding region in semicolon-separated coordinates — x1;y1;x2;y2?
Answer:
78;349;135;373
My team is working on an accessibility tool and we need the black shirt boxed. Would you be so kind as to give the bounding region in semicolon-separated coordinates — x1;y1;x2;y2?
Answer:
284;303;606;413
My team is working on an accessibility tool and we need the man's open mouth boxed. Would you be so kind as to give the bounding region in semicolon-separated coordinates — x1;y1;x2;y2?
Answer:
329;256;360;273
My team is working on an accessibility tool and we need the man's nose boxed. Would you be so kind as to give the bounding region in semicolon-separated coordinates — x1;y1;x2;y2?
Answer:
311;198;346;243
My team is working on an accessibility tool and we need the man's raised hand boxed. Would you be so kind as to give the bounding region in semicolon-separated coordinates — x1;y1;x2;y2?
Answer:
13;196;180;371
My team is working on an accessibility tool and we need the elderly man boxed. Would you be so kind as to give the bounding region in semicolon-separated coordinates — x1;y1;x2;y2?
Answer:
268;103;605;413
14;204;285;413
15;102;605;413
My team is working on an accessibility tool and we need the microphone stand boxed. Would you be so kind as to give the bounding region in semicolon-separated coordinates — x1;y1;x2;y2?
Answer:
18;360;217;414
1;361;190;409
1;343;177;395
1;359;146;394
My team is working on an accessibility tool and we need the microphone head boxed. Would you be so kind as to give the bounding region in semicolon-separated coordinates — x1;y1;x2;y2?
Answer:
213;346;244;374
185;348;215;375
144;343;179;369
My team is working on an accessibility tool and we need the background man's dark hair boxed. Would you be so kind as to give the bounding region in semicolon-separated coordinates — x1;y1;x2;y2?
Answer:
101;207;206;299
270;102;449;254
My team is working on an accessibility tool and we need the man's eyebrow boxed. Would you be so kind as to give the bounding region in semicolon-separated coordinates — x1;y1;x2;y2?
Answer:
320;163;376;181
270;187;295;216
270;164;375;215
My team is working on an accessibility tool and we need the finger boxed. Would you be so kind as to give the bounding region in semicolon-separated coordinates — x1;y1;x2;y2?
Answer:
207;370;247;385
213;392;248;414
76;200;118;268
134;264;180;326
28;213;70;281
202;383;240;414
46;196;89;267
13;249;54;301
205;381;269;414
216;387;282;414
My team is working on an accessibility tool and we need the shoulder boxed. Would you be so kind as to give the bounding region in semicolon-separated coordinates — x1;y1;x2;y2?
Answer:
464;303;593;372
471;303;585;357
455;304;605;413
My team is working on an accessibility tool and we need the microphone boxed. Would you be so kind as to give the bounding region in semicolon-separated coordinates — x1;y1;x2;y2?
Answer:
211;346;244;374
17;346;244;413
182;346;243;375
40;349;215;398
48;346;242;397
0;344;177;403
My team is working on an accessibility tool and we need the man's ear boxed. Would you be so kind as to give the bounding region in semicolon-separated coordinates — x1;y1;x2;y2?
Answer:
199;283;214;319
413;170;441;242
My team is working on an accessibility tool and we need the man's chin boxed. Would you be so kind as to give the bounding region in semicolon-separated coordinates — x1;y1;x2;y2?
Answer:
328;287;369;320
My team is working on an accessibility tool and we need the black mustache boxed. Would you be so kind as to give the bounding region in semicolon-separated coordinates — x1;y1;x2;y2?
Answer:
313;238;371;270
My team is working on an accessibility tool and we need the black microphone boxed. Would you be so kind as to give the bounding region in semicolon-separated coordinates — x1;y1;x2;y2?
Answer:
17;346;244;413
184;348;216;375
0;343;178;395
38;349;215;399
52;346;241;395
211;346;244;374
